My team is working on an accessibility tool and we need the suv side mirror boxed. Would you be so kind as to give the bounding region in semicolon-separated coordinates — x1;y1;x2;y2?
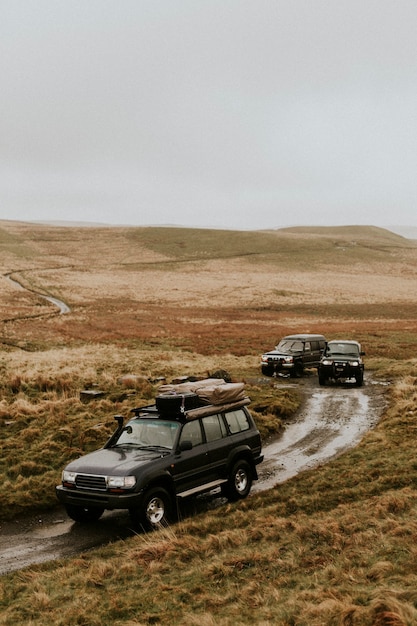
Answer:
178;440;193;452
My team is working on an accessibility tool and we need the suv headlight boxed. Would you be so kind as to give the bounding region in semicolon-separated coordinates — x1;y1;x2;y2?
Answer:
261;355;268;362
321;359;333;366
107;476;136;489
62;470;76;484
283;356;294;363
351;361;359;367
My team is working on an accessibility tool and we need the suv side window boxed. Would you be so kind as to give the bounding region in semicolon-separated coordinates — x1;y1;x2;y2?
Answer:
311;341;319;351
304;341;311;352
180;420;203;447
225;409;250;434
202;414;227;442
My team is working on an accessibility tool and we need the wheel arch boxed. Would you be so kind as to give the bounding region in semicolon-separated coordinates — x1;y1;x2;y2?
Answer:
141;473;176;500
226;447;258;480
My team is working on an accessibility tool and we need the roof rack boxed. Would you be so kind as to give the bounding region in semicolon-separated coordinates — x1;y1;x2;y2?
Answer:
130;404;159;417
182;397;251;421
129;396;251;421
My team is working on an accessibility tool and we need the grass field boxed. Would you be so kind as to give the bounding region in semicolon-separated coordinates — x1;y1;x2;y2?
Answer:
1;221;417;624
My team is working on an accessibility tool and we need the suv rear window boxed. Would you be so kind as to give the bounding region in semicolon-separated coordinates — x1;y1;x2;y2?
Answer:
202;414;227;441
225;409;250;434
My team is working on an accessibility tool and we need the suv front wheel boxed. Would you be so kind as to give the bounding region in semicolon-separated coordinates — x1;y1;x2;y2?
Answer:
318;371;327;386
136;487;173;531
261;364;274;377
223;459;252;501
291;361;304;378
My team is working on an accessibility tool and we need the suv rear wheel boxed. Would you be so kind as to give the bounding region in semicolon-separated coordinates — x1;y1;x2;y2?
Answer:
223;459;252;501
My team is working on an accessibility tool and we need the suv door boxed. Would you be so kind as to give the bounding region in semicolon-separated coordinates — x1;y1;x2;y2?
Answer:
171;419;211;495
302;341;315;368
201;413;231;482
310;340;324;366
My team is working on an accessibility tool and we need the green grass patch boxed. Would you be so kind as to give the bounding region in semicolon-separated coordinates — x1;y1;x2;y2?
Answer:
124;225;416;270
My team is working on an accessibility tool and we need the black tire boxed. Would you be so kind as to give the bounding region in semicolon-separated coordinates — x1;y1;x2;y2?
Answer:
291;362;304;378
136;487;173;531
261;365;274;377
355;371;363;387
223;460;252;502
318;371;326;386
65;504;104;523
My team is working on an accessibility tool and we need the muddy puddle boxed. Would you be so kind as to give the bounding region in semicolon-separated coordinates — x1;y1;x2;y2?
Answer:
252;376;386;492
0;374;387;576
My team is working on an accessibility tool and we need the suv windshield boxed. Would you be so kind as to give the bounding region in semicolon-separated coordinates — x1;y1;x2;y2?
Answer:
326;343;359;357
115;419;180;449
276;340;303;353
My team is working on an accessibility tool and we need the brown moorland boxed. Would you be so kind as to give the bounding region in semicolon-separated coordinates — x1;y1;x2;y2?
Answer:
2;221;417;356
1;221;417;624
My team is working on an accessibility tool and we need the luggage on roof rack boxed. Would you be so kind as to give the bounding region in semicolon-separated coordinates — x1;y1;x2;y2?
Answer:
157;378;226;395
183;396;251;421
130;379;248;420
155;391;201;417
157;378;246;406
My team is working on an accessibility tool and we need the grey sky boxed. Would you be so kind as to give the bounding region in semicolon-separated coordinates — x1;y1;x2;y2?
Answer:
1;1;417;230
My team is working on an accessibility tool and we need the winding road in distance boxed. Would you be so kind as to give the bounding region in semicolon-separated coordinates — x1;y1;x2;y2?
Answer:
5;271;70;315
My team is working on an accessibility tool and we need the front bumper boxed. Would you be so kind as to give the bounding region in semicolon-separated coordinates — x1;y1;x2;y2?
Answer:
56;484;144;511
320;364;361;379
262;360;293;371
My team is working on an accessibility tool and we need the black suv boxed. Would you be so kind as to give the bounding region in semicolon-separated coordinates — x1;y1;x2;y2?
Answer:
318;340;365;387
56;386;263;530
261;333;326;377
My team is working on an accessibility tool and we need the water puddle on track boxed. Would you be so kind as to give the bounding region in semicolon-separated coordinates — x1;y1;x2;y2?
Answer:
252;376;386;492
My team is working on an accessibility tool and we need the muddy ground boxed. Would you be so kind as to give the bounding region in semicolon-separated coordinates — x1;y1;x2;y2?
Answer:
0;372;387;576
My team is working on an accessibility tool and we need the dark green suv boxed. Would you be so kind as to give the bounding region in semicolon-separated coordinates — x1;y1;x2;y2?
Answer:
56;390;263;530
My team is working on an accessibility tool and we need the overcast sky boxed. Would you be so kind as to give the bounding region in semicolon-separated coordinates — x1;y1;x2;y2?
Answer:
1;1;417;231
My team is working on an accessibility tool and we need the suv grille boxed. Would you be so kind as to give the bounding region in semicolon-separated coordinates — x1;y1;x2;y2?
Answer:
75;474;107;491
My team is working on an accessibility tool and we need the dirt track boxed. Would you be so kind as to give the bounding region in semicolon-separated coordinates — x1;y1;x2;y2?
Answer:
0;372;386;576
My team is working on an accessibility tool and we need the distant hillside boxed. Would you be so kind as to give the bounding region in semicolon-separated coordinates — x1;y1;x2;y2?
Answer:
277;225;408;242
0;221;415;276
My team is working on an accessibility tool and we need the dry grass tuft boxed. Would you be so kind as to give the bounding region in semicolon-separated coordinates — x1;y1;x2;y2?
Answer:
369;593;417;626
128;538;177;566
366;561;394;582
